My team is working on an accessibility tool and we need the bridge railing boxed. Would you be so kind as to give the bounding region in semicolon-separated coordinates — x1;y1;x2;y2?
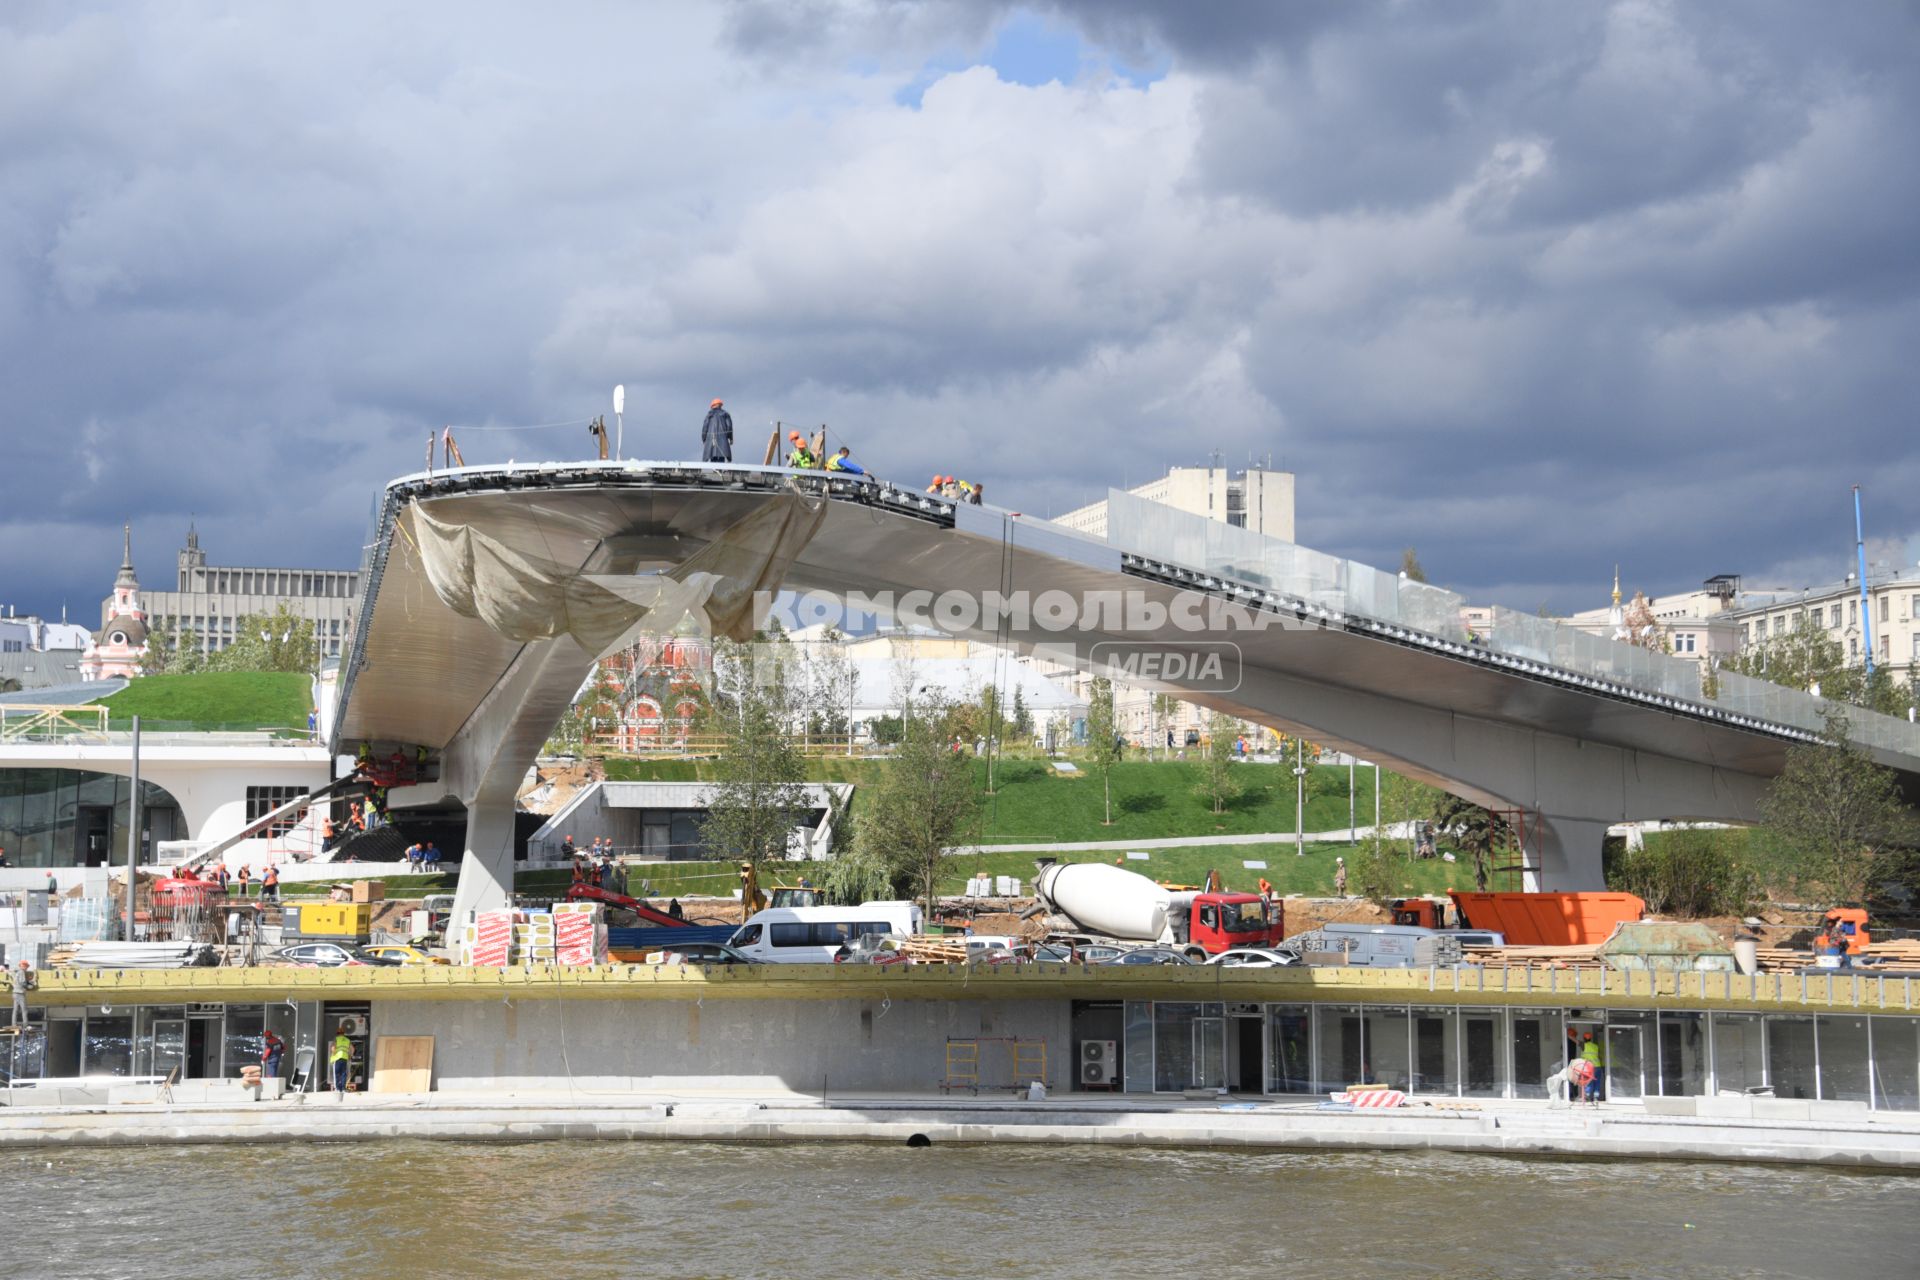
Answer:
1105;490;1920;754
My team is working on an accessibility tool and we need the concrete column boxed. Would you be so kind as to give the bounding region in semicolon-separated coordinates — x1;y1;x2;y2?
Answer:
1529;816;1612;891
450;795;520;925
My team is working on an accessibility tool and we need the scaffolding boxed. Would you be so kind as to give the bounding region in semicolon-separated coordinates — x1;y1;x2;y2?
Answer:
941;1036;1049;1095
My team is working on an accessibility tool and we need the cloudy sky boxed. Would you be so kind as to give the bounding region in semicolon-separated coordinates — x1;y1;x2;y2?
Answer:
5;0;1919;625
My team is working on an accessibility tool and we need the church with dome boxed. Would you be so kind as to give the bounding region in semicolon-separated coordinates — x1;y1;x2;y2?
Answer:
79;525;151;681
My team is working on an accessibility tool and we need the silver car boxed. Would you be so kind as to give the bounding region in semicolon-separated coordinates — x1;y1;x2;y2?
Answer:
1209;947;1301;968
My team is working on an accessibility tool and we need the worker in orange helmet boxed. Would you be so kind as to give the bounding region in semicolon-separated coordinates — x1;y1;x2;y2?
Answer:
786;431;817;469
926;474;944;494
701;398;733;462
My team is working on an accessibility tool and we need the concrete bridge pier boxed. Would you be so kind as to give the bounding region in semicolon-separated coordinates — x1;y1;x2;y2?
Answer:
387;634;596;930
1528;816;1613;892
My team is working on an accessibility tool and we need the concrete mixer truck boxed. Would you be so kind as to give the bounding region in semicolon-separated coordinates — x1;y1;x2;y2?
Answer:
1027;859;1286;961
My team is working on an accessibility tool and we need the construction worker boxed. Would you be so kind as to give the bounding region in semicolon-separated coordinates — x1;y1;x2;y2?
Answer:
260;1028;286;1079
235;864;252;898
261;863;280;903
9;960;33;1027
1580;1033;1605;1103
786;431;816;469
926;474;945;494
329;1023;354;1097
966;480;983;505
320;812;338;852
1333;857;1347;896
701;398;733;462
825;445;868;477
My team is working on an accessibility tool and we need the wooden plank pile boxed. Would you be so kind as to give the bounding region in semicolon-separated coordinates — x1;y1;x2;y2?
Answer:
893;935;971;964
1462;944;1606;972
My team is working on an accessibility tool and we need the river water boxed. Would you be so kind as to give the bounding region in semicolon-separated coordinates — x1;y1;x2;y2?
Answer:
1;1140;1908;1279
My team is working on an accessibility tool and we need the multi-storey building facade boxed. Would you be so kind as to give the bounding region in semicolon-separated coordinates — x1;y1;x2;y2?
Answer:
1054;465;1296;542
1727;570;1920;684
104;526;360;660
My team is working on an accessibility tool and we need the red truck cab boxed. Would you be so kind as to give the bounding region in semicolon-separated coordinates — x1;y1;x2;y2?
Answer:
1181;893;1285;956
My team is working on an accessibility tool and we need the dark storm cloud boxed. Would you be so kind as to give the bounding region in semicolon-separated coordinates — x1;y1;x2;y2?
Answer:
4;0;1919;629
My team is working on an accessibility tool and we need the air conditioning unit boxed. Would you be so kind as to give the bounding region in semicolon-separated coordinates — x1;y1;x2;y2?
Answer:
1080;1039;1117;1086
336;1014;369;1037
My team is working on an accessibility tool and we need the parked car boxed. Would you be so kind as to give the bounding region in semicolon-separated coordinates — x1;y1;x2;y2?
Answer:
267;942;403;967
362;944;450;966
651;942;755;965
1209;947;1300;968
1101;947;1196;966
1051;942;1128;963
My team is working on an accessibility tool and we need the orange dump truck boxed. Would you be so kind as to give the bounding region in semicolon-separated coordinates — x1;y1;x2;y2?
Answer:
1391;892;1646;946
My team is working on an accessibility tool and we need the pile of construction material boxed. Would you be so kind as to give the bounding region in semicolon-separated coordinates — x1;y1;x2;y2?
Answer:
458;904;608;967
1755;939;1920;974
1462;945;1606;972
963;875;1024;898
54;941;218;969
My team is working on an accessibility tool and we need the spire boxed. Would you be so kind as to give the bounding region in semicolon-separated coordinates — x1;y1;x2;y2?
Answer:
186;519;199;551
1611;565;1621;606
1609;566;1626;639
114;523;139;592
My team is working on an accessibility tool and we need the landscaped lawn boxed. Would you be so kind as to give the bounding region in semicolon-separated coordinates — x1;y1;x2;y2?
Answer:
93;671;312;732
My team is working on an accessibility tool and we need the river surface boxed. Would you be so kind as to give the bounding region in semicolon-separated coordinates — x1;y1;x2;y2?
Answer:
0;1140;1909;1279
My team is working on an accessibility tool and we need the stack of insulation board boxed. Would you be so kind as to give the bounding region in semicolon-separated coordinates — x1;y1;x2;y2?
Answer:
552;902;608;965
513;912;556;964
463;910;515;966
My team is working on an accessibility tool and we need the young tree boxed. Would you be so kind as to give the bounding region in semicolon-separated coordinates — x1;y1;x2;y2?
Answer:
698;637;813;878
1430;794;1516;892
1151;693;1178;758
1010;685;1034;742
1084;676;1123;824
1400;547;1428;583
1195;710;1242;816
801;627;854;745
1620;591;1668;652
208;604;315;674
840;693;981;908
1760;709;1917;906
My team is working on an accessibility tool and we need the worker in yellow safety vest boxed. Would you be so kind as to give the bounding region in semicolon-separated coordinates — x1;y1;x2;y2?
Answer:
785;431;816;469
1579;1033;1605;1103
329;1025;354;1097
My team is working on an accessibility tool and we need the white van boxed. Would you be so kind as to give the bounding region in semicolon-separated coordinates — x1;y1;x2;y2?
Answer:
727;901;923;964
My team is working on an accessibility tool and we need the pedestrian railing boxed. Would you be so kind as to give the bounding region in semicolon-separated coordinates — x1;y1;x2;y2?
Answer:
0;703;110;743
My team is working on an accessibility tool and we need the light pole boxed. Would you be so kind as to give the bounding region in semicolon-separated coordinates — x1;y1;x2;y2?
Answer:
123;715;140;940
1348;757;1355;843
1293;736;1308;856
613;385;626;460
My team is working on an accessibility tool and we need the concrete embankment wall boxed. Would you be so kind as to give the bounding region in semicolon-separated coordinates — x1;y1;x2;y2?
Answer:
374;996;1071;1094
3;1096;1918;1169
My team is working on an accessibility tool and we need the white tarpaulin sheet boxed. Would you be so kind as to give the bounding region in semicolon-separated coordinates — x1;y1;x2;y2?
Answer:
408;487;828;654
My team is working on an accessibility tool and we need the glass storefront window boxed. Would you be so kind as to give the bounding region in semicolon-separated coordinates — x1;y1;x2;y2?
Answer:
1152;1002;1224;1092
224;1007;265;1080
0;769;185;868
1267;1006;1313;1094
1411;1009;1457;1096
1712;1012;1765;1095
1311;1006;1414;1091
1461;1010;1505;1098
1872;1017;1919;1111
1123;1001;1153;1094
1509;1009;1564;1100
84;1014;135;1076
1817;1015;1872;1103
1768;1015;1817;1100
1656;1012;1707;1097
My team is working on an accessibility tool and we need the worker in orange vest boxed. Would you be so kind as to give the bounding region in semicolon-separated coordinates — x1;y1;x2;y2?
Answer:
261;864;281;903
235;864;252;898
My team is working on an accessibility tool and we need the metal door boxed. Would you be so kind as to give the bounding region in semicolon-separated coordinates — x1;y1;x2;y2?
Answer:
1606;1025;1644;1100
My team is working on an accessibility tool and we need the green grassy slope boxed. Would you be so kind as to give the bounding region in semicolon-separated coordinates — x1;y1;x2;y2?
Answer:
93;672;311;731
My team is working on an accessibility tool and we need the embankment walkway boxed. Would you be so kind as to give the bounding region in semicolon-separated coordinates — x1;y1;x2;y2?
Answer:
1;1089;1914;1169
